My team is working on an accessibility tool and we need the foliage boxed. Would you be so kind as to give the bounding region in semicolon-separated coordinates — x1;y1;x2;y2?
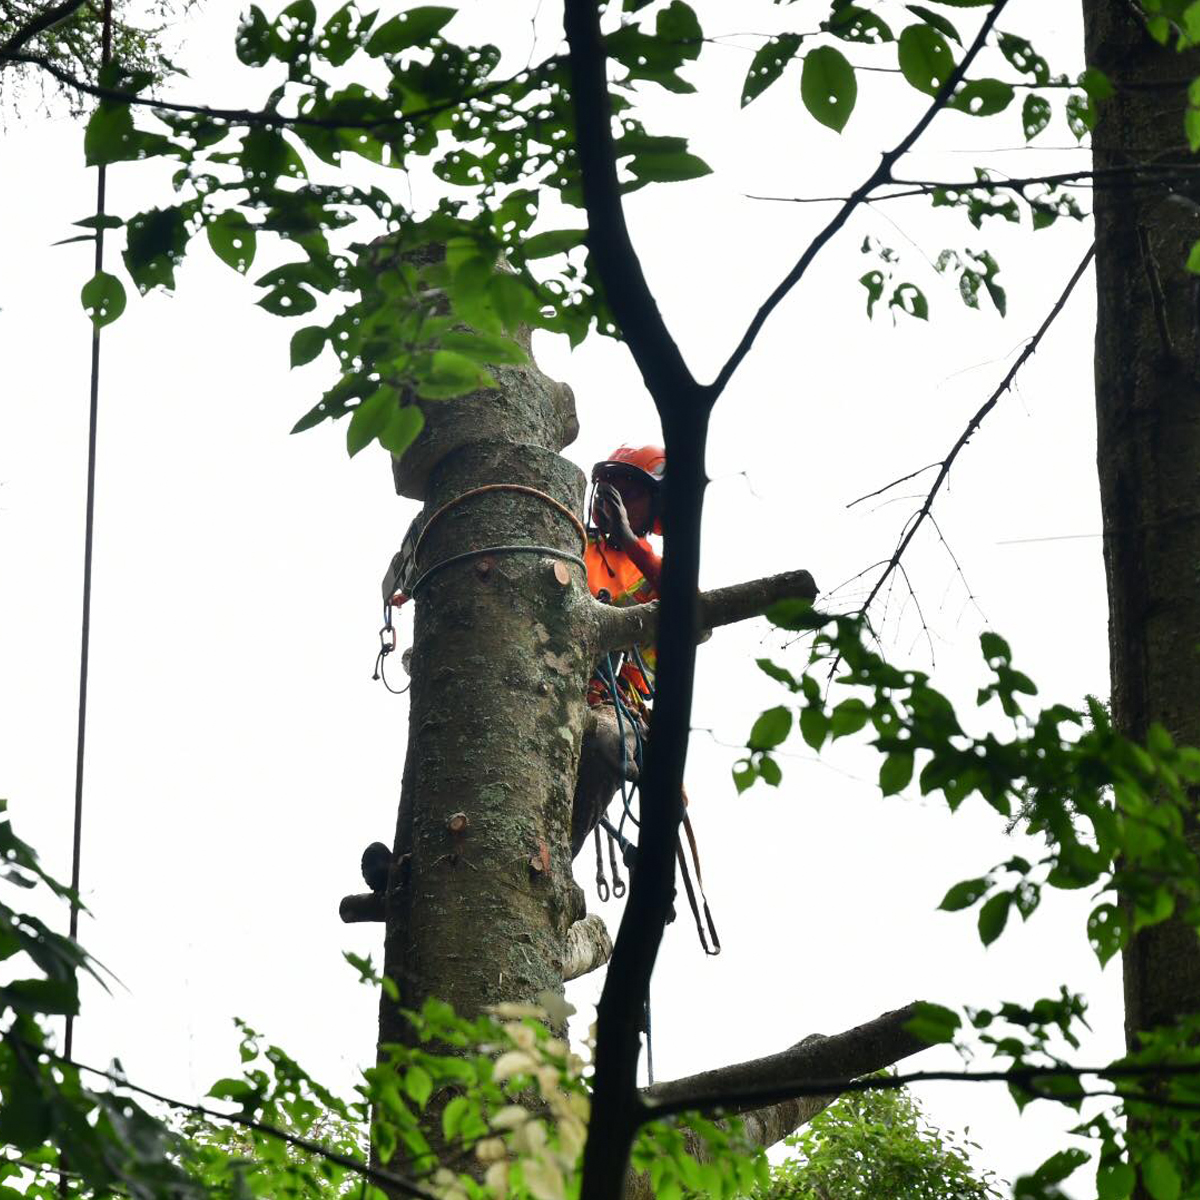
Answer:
58;0;1119;460
0;795;766;1198
755;1081;1003;1200
1;0;188;112
739;604;1200;1198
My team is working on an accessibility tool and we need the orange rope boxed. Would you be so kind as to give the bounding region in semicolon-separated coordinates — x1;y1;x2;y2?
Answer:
413;483;587;564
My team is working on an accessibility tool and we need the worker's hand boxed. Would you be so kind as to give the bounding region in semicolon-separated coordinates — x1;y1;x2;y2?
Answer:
595;482;637;549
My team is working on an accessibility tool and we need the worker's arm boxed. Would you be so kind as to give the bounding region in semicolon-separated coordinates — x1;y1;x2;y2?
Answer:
623;537;662;594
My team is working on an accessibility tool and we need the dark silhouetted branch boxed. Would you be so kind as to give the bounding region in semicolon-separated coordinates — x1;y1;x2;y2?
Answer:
0;0;85;58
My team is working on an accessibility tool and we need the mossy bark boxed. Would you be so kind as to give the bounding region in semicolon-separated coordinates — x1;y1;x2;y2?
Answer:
379;440;592;1042
1083;3;1200;1043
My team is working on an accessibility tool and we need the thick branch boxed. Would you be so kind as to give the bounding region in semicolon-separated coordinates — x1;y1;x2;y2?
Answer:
0;0;85;58
642;1003;925;1119
563;914;613;981
594;568;817;655
562;0;696;402
855;241;1095;620
339;892;385;923
710;0;1011;398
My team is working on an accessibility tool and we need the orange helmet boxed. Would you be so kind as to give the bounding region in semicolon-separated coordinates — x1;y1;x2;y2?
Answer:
591;444;666;488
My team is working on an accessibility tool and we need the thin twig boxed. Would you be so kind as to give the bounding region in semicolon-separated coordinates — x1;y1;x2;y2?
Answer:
6;49;541;133
709;0;1012;399
854;241;1096;621
848;461;942;509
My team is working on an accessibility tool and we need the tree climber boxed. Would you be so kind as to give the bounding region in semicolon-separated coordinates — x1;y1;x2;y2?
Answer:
573;444;720;955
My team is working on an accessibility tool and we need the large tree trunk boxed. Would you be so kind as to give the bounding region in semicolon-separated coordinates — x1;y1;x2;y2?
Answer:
1083;5;1200;1044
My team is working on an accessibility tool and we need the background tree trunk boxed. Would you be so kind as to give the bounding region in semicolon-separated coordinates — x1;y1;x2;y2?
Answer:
1083;3;1200;1043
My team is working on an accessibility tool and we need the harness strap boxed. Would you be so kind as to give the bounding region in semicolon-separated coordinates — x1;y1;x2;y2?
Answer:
681;810;721;954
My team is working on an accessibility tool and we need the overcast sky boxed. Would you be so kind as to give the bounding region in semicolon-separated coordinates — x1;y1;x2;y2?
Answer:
1;0;1116;1189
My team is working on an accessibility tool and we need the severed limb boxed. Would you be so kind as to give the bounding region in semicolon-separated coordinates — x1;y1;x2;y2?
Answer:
592;569;818;657
624;1004;926;1198
563;914;614;981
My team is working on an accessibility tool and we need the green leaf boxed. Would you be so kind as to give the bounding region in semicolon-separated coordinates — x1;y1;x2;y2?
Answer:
522;228;587;259
980;631;1012;664
732;762;756;794
879;751;914;795
829;698;869;738
379;405;424;458
626;148;712;185
861;269;885;317
1031;1148;1089;1186
1143;1153;1181;1200
756;658;799;691
347;386;397;457
903;1001;960;1045
799;706;828;752
1186;240;1200;275
236;5;272;65
404;1064;433;1108
290;325;326;368
939;877;990;912
1022;94;1051;140
948;79;1014;117
765;597;817;630
1097;1162;1136;1200
81;270;127;327
1065;93;1094;140
889;281;928;320
906;4;961;44
206;213;257;274
749;705;793;751
442;1095;469;1142
366;6;454;55
977;890;1012;945
801;46;858;133
417;350;495;400
258;282;317;316
758;755;782;787
124;206;189;292
898;24;955;96
3;977;78;1015
439;328;527;366
741;33;803;107
825;5;893;44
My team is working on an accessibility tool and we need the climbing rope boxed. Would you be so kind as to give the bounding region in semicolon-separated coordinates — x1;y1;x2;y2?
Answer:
64;0;114;1067
413;483;587;563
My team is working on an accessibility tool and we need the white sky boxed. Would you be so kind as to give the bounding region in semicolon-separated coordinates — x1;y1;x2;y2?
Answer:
1;0;1118;1190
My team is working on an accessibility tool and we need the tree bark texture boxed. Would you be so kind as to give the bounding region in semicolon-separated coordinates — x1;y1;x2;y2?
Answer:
1083;3;1200;1045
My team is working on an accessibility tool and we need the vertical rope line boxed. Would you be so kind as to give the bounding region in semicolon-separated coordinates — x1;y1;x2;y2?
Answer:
64;0;114;1066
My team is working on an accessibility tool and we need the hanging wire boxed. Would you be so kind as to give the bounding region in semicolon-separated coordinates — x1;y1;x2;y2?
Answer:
64;0;114;1068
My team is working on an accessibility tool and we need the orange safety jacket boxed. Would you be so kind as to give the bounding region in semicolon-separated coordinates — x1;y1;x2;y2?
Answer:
585;531;660;703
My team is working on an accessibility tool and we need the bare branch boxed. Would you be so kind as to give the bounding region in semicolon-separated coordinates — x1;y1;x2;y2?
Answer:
709;0;1012;399
0;0;85;58
593;568;818;656
854;241;1095;621
847;461;941;510
748;160;1200;207
642;1004;926;1119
